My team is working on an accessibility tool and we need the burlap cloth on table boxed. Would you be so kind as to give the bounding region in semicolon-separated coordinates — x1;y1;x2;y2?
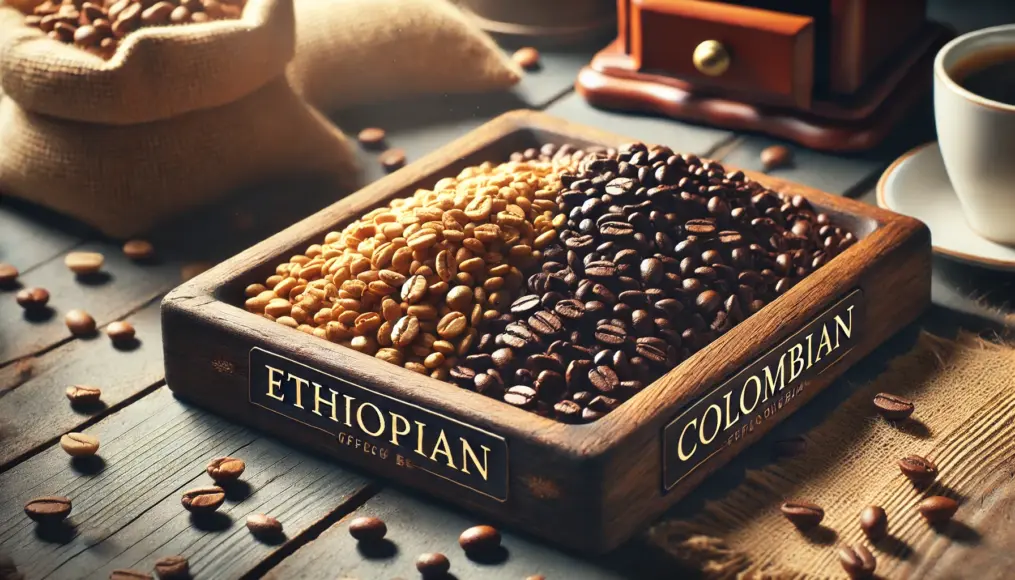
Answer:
649;332;1015;579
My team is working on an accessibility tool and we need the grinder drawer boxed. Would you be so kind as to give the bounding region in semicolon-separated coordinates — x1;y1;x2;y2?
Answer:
630;0;814;109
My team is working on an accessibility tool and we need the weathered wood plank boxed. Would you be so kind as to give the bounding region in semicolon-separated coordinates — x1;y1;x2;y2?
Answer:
264;488;646;580
0;387;373;580
544;92;734;156
509;49;596;109
0;201;82;275
0;299;165;469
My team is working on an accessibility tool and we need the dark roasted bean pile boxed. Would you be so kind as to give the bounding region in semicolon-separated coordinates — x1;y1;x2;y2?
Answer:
450;142;856;422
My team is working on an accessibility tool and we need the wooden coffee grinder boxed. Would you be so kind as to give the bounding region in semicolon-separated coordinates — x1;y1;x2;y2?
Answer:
577;0;951;151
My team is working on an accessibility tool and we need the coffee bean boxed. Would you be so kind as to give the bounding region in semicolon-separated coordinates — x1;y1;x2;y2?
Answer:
510;294;542;316
180;486;226;513
24;496;72;523
66;384;102;405
525;576;546;580
65;309;96;336
60;432;99;457
0;263;19;287
504;385;537;409
349;516;387;541
458;525;501;554
780;500;824;528
554;399;582;422
246;513;283;537
873;392;914;420
512;46;540;70
16;287;50;309
838;543;876;579
153;555;189;580
859;505;887;541
106;321;136;343
64;251;104;275
588;365;619;393
919;495;958;524
528;310;562;335
898;455;937;485
416;552;450;579
594;324;626;346
760;145;793;170
206;456;245;483
553;298;585;320
379;148;406;172
357;127;386;149
109;570;153;580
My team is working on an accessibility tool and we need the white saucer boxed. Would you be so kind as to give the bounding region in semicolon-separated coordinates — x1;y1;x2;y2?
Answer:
877;142;1015;271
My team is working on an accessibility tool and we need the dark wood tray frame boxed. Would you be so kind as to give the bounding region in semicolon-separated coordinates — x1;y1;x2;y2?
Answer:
162;110;931;553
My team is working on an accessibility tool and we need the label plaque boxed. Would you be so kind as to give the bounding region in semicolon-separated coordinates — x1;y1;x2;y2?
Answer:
249;347;509;501
663;289;864;491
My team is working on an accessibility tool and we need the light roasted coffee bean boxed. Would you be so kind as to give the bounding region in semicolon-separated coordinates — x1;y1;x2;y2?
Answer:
859;505;887;541
873;392;915;420
153;555;189;580
66;384;102;405
64;251;104;275
65;309;97;336
206;456;245;483
919;495;958;524
16;287;50;309
122;239;155;261
379;148;406;172
24;496;72;523
106;321;136;343
246;513;283;536
780;500;824;529
60;432;100;457
357;127;386;149
0;263;18;287
348;516;387;541
512;47;540;69
180;486;226;513
459;525;501;555
760;145;793;170
838;543;876;579
898;455;937;485
416;552;450;579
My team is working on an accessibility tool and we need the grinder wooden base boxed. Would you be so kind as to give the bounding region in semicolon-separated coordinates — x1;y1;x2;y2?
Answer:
162;110;931;554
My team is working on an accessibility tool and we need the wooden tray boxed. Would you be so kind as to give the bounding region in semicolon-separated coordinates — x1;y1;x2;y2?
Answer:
162;110;931;554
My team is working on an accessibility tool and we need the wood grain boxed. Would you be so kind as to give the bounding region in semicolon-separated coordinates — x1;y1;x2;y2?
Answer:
0;204;81;276
0;387;373;579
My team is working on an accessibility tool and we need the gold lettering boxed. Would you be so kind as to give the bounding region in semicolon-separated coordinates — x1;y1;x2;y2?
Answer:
265;366;286;401
459;439;491;481
723;390;741;430
787;344;805;383
389;412;411;446
678;419;698;461
816;325;834;362
429;430;456;469
414;421;428;457
312;382;339;421
356;402;386;437
700;404;722;445
343;394;355;427
740;375;761;415
833;305;855;348
763;355;786;401
806;333;814;369
288;373;308;409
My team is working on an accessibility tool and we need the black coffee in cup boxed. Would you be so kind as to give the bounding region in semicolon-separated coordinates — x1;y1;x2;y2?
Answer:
952;47;1015;105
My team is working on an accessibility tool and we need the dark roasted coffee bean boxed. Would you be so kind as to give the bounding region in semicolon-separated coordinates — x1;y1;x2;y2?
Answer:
535;370;566;400
459;525;501;555
206;456;245;483
780;500;824;528
588;395;618;412
474;372;504;396
553;298;585;320
491;348;514;369
635;337;668;364
696;290;722;314
566;359;593;390
572;391;595;406
450;365;477;382
838;543;876;579
589;365;619;393
898;455;937;485
685;218;717;236
504;385;537;409
349;516;387;541
154;555;190;580
595;324;626;346
180;486;225;514
416;552;451;579
510;294;542;316
860;505;888;541
528;311;563;335
24;496;71;523
554;400;582;422
873;392;914;420
527;353;562;373
919;496;958;524
582;407;606;422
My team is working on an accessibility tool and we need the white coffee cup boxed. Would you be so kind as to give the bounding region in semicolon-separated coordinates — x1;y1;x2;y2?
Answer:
935;25;1015;245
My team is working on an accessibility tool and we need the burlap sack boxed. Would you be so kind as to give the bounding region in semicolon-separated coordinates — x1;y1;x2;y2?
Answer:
286;0;522;113
0;0;358;238
649;332;1015;578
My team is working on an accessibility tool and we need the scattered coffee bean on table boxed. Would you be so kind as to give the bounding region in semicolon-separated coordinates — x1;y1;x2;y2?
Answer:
60;432;100;457
246;513;283;536
898;454;937;486
859;505;887;541
379;148;407;172
512;47;541;70
357;127;387;149
109;570;153;580
16;287;50;310
838;543;876;579
106;321;136;343
66;384;102;405
760;145;793;170
65;309;97;336
416;552;450;579
153;555;189;580
780;500;824;529
24;496;72;523
348;516;387;542
873;392;915;420
123;239;156;262
0;263;18;287
525;576;546;580
919;495;958;524
64;251;104;275
206;456;245;483
459;525;501;555
180;486;226;514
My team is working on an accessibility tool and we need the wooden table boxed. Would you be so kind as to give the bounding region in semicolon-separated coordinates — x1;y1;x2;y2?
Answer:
2;3;1015;578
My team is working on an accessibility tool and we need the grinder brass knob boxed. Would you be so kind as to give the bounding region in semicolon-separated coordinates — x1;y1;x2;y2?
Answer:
693;40;731;77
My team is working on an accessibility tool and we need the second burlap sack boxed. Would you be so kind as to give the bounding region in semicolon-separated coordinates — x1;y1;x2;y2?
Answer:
0;0;358;238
